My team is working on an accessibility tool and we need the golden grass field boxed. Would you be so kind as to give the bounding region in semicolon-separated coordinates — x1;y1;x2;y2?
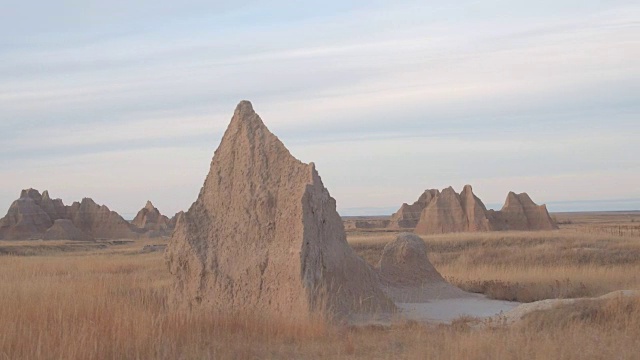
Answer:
1;212;639;359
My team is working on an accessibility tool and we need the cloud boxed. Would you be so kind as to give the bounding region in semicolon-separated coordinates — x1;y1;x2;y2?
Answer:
0;0;638;214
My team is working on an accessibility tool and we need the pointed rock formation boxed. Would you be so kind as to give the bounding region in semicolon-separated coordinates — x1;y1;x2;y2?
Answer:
377;233;469;302
39;190;67;221
67;198;137;239
0;189;53;240
488;192;558;231
414;185;492;235
43;219;92;241
394;185;557;234
388;189;439;229
132;201;170;232
0;189;142;240
415;187;467;234
459;185;492;232
166;101;394;319
168;211;184;230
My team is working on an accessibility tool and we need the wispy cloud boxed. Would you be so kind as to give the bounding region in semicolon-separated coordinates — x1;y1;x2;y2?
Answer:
0;0;638;214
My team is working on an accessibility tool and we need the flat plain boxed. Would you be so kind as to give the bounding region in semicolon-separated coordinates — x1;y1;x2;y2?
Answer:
1;211;639;359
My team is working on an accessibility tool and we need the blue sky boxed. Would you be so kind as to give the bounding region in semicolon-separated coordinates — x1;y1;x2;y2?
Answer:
1;0;639;217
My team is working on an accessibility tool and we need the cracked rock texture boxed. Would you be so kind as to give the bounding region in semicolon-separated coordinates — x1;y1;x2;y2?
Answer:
165;101;394;319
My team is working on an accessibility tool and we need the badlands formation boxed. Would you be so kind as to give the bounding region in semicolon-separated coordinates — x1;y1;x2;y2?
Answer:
389;185;558;234
0;189;174;240
164;101;523;323
132;201;170;231
132;201;174;237
165;101;395;319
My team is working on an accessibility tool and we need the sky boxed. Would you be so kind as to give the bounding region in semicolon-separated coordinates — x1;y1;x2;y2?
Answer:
1;0;639;218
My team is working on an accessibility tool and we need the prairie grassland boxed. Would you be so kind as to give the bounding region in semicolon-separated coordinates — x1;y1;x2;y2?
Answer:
554;211;640;237
349;229;640;302
0;227;639;359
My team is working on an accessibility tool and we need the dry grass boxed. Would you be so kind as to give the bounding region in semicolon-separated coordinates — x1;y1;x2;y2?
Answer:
349;229;640;302
0;223;639;359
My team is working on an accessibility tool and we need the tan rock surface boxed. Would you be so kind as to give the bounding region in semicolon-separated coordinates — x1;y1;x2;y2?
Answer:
415;186;473;234
132;201;170;233
168;211;184;230
0;189;53;240
165;101;395;319
43;219;93;241
39;190;67;221
489;192;558;231
377;233;470;302
388;189;439;229
396;186;557;234
67;198;138;239
459;185;492;232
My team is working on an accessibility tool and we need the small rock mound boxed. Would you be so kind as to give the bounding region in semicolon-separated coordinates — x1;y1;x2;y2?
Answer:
377;233;470;302
378;233;444;286
165;100;395;319
43;219;92;241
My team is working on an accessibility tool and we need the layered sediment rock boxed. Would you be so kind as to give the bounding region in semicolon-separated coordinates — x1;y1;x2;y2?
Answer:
488;192;558;231
377;233;469;302
0;189;138;240
165;101;395;319
0;189;54;240
67;198;137;239
388;189;439;229
43;219;92;241
392;185;556;235
131;201;171;233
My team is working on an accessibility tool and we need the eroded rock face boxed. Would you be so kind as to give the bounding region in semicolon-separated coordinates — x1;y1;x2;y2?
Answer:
489;192;558;231
377;233;469;302
168;211;184;230
378;233;444;286
388;189;439;229
165;101;394;319
0;189;53;240
459;185;492;232
43;219;92;241
396;185;557;234
132;201;170;232
0;189;139;240
414;185;493;235
67;198;137;239
40;190;67;222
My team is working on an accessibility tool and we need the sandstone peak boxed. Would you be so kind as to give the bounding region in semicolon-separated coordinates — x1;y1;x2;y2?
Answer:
166;101;394;319
0;189;138;240
394;185;557;234
132;200;170;235
20;188;42;201
387;189;439;229
492;191;558;231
